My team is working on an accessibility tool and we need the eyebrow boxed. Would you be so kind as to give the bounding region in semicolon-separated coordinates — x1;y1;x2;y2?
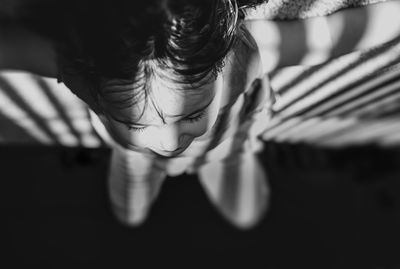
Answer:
114;97;214;128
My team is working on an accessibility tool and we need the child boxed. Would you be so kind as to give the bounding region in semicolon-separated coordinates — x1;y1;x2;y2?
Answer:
78;0;274;228
1;0;400;228
0;0;272;228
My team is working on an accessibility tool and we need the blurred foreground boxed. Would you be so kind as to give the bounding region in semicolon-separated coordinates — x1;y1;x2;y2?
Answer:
1;142;400;268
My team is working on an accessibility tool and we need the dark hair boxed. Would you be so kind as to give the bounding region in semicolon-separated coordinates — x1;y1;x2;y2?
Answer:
16;0;268;114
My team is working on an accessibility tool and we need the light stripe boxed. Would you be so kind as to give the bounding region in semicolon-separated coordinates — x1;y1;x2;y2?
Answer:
274;117;322;142
270;66;311;94
273;52;362;110
47;118;79;146
295;117;357;143
3;73;60;119
309;65;400;116
108;147;166;226
301;16;332;65
261;117;303;140
0;86;53;144
349;90;400;117
278;45;400;116
356;2;400;50
5;73;82;146
321;119;400;146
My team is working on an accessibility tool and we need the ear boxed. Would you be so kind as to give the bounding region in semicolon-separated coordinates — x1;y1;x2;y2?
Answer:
242;74;275;118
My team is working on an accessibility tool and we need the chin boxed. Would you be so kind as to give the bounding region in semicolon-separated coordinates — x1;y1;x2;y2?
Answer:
149;144;190;158
150;150;185;158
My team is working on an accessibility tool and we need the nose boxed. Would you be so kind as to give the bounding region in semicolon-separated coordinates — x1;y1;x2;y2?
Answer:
158;126;182;152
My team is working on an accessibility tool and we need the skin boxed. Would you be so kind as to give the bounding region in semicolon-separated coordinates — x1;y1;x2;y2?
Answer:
0;1;399;156
101;75;224;157
91;32;263;158
3;2;398;228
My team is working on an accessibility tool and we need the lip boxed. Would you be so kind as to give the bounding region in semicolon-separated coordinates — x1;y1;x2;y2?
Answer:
152;149;185;157
149;140;193;158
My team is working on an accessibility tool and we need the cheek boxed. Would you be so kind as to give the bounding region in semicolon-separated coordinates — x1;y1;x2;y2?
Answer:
100;117;148;148
182;110;219;138
206;103;220;129
184;121;208;137
186;77;223;137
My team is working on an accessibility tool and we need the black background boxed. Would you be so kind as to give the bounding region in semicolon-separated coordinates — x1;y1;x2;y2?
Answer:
1;142;400;268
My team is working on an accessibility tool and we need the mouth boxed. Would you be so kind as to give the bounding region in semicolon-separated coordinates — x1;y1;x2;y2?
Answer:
150;148;184;158
153;149;185;157
149;141;193;158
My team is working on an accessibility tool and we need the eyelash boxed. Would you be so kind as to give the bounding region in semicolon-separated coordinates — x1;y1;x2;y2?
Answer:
127;126;147;132
185;110;207;123
127;110;207;132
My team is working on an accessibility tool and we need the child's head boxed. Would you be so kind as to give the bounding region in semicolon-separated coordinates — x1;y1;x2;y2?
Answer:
18;0;267;155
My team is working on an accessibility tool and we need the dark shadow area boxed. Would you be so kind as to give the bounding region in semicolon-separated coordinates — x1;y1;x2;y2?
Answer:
1;142;400;268
0;114;39;143
272;0;323;70
330;6;369;59
274;20;308;70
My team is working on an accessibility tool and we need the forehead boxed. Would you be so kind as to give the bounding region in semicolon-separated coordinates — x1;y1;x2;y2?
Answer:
103;76;217;123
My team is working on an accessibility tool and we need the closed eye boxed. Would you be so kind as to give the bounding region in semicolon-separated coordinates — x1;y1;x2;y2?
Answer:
127;125;147;132
183;110;207;123
127;110;207;132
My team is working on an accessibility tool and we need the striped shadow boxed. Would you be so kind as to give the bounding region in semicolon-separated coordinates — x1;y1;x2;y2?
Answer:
0;74;60;144
274;39;400;116
0;72;103;147
261;39;400;147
